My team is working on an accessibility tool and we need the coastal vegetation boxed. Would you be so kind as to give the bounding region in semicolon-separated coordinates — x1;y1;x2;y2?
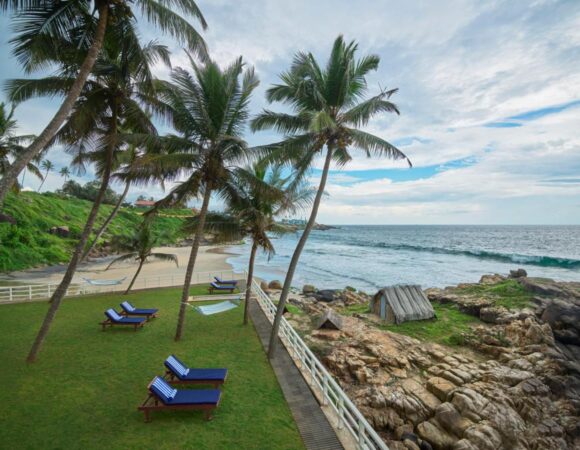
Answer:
0;192;186;272
0;285;304;449
454;279;533;310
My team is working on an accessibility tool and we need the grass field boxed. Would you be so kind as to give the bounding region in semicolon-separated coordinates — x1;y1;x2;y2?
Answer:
0;285;304;450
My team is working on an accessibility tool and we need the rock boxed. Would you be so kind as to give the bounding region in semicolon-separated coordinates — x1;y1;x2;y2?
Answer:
345;285;357;292
403;439;421;450
463;423;502;450
417;420;457;449
427;377;457;401
479;306;509;324
509;268;527;278
541;298;580;345
314;289;340;302
451;439;478;450
435;402;474;437
268;280;282;290
260;281;269;291
479;274;506;284
302;284;317;294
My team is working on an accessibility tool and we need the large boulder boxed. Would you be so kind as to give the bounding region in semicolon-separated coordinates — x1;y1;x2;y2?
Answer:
541;298;580;345
509;268;527;279
302;284;317;294
268;280;282;290
314;289;340;302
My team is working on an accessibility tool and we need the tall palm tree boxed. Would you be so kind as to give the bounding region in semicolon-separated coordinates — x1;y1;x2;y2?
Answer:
127;56;259;341
252;36;411;358
106;222;178;294
0;102;42;191
16;19;169;362
0;0;207;208
59;166;71;182
36;158;53;191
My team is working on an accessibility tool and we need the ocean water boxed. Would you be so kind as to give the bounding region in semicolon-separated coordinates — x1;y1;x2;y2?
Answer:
226;225;580;292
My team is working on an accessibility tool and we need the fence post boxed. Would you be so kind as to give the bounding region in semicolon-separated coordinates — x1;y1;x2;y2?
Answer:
337;397;345;429
322;376;329;406
29;285;32;301
9;287;13;302
358;417;365;446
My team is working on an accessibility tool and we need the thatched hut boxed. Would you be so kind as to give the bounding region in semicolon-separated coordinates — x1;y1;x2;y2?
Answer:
370;285;435;324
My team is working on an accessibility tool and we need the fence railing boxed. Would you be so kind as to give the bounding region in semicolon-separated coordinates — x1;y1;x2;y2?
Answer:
0;270;241;303
250;278;388;450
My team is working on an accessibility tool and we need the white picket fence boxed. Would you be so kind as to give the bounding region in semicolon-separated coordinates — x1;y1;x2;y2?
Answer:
0;270;241;303
251;279;389;450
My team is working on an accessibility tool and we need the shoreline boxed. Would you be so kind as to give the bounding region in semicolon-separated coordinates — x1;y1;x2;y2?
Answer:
0;244;235;286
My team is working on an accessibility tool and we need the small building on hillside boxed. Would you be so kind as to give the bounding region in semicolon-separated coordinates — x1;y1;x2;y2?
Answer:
135;200;156;208
370;285;435;324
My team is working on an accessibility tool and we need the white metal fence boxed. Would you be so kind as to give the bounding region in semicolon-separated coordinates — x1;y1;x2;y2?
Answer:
0;270;241;303
250;279;389;450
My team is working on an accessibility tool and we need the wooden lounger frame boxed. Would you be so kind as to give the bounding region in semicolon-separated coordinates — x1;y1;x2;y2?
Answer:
208;285;236;294
100;318;145;331
138;388;221;422
164;370;227;388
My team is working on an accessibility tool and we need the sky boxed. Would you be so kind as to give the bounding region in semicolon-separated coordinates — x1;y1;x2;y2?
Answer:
1;0;579;225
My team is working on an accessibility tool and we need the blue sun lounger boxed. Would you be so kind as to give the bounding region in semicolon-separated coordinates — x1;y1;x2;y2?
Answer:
214;276;238;286
164;354;228;387
101;309;146;331
120;301;158;320
208;281;236;294
138;376;221;422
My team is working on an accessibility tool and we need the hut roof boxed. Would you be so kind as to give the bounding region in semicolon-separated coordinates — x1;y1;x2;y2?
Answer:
316;309;343;330
373;285;435;324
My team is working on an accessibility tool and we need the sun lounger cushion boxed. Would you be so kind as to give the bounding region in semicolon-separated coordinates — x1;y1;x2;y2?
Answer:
151;377;177;401
120;301;158;315
214;276;238;285
165;355;227;381
150;377;220;405
105;309;144;323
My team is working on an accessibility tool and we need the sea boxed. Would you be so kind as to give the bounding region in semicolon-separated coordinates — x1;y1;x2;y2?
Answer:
225;225;580;292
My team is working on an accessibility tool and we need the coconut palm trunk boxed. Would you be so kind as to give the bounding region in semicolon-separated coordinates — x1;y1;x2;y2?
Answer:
243;240;258;325
26;101;117;363
0;1;109;209
175;186;212;341
82;182;130;261
267;148;333;358
125;258;145;295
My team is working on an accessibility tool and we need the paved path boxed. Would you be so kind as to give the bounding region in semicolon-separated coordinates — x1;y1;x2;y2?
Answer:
249;299;344;450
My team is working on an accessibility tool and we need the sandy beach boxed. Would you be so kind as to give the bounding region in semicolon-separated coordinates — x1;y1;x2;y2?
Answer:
0;245;236;285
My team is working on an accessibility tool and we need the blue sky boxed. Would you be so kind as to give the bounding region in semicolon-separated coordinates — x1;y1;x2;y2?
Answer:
1;0;580;224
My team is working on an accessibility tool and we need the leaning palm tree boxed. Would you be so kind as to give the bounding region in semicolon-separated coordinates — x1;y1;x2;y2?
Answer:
59;166;71;182
252;36;411;358
0;0;207;208
18;19;169;362
0;102;41;191
126;56;259;341
106;223;178;294
36;159;53;191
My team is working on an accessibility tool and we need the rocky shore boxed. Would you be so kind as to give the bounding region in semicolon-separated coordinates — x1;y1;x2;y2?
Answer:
262;271;580;450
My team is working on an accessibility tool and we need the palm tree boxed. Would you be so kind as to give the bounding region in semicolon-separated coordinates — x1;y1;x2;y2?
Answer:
251;36;411;358
59;167;71;182
126;56;259;341
223;165;314;325
0;102;42;191
36;159;53;191
19;18;169;362
106;222;178;294
0;0;207;209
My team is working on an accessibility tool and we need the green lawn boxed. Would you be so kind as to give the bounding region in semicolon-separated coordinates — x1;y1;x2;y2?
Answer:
0;285;304;450
453;279;533;310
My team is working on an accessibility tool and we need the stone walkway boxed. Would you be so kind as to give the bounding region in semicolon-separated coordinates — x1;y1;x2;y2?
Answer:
249;299;344;450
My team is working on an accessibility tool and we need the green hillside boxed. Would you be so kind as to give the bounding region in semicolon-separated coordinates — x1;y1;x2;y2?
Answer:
0;192;189;272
